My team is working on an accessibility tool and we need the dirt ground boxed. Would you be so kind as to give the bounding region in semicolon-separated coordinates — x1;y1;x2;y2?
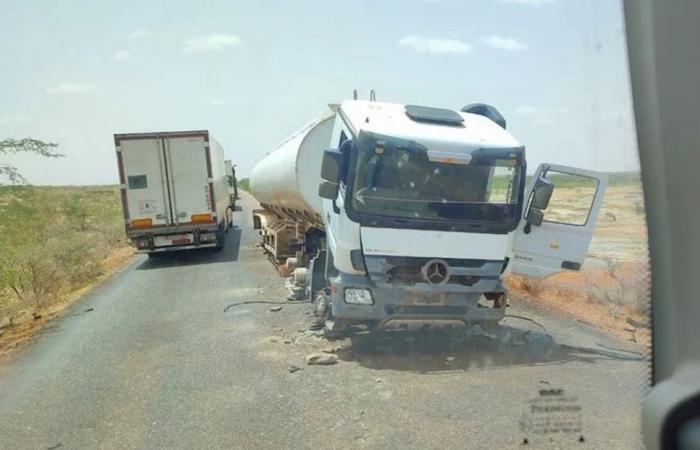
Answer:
508;183;650;345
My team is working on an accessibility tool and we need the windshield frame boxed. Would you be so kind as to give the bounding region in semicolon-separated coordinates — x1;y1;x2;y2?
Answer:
343;131;527;234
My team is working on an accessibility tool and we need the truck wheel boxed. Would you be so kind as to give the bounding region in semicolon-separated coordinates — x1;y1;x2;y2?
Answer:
311;290;331;330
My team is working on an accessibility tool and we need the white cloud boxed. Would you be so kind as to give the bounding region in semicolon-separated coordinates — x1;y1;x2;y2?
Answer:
183;34;242;53
45;82;96;94
398;35;472;55
112;50;132;62
0;113;31;124
515;105;568;125
129;29;155;39
515;105;568;115
483;35;528;51
500;0;555;5
515;106;539;115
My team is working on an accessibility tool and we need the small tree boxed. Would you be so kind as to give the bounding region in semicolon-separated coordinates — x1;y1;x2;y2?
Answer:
0;138;63;184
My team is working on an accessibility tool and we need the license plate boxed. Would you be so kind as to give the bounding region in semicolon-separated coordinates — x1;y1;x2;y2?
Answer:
154;234;192;247
405;293;447;306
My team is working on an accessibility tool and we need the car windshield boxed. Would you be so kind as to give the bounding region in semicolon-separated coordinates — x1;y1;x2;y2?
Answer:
351;136;523;222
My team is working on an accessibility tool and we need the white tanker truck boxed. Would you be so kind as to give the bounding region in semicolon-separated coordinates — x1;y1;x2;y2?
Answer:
250;99;608;334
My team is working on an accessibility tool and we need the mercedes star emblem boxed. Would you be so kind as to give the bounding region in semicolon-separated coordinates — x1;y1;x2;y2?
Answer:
422;259;450;285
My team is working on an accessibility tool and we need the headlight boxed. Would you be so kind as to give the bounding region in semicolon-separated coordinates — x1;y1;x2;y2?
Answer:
344;288;374;305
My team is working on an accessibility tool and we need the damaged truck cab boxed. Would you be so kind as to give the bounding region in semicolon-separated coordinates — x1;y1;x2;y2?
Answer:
251;100;608;333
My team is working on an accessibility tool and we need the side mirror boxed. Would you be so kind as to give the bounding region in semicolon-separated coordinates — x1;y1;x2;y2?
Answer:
318;180;339;200
530;177;554;210
525;207;544;226
321;150;343;184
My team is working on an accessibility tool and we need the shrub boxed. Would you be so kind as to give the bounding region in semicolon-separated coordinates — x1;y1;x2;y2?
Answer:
0;186;126;323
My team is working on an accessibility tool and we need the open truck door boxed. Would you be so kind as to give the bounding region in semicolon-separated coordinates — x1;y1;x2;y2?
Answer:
511;163;609;277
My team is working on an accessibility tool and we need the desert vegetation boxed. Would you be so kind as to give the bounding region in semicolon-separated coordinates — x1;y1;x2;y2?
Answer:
0;186;130;330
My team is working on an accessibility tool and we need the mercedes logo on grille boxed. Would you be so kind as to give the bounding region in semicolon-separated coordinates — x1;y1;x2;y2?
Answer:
422;259;450;285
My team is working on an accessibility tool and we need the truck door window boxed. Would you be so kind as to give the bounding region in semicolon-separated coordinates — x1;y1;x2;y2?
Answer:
128;175;148;190
542;171;598;226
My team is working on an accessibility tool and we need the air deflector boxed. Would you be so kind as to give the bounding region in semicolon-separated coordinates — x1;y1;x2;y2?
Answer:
405;105;464;126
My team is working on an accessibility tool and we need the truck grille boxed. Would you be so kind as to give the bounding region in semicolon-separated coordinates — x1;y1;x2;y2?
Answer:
366;256;504;286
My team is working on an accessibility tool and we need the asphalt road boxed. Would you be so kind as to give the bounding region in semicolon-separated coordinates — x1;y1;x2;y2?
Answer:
0;193;648;449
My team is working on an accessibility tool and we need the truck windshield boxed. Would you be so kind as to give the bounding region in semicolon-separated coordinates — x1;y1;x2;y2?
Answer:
350;134;524;223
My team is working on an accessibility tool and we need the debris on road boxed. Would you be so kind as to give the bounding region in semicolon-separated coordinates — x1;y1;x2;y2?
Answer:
269;306;283;312
322;346;341;354
306;354;338;365
288;364;302;373
303;329;324;338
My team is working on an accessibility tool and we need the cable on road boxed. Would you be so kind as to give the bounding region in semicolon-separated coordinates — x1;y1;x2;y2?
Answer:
223;300;309;313
504;314;550;335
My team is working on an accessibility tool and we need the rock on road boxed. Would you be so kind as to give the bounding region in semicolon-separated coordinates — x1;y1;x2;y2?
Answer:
0;193;647;449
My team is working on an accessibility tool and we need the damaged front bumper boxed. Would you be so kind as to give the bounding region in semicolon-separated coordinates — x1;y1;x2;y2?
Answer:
329;272;507;329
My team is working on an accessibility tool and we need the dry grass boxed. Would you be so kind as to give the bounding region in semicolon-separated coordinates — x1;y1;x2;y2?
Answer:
0;185;133;353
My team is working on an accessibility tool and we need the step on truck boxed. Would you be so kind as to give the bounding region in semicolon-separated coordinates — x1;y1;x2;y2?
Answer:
249;100;608;333
114;130;233;255
225;159;239;208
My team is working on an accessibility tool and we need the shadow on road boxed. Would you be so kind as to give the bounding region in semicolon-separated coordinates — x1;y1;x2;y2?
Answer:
135;227;242;270
335;327;643;374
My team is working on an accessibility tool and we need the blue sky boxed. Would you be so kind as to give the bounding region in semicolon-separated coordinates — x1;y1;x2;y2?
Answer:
0;0;638;185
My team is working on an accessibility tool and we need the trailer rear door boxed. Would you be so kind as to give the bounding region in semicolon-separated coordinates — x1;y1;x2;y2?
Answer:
119;138;172;227
164;135;214;225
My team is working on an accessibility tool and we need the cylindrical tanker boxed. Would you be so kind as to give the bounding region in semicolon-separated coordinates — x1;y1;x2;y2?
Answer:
250;112;335;221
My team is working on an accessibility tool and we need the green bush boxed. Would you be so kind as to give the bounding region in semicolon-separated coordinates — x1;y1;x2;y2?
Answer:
0;186;126;323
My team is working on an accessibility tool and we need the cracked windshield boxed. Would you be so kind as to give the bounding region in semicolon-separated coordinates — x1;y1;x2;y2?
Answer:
0;1;649;449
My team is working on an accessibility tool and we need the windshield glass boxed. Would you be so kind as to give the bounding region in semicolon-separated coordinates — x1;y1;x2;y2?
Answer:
350;135;524;222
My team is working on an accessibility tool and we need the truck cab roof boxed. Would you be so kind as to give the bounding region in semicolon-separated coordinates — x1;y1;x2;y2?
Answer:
339;100;522;153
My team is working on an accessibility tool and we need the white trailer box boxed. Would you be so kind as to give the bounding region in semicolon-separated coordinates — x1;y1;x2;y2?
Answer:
114;130;233;254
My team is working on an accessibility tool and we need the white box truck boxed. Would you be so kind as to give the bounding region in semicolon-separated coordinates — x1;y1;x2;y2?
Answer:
114;130;233;255
250;100;609;334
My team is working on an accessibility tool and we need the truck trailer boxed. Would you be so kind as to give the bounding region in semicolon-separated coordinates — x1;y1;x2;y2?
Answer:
114;130;233;255
250;100;608;333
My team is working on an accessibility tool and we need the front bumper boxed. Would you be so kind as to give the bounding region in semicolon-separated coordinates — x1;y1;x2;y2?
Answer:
330;272;507;327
